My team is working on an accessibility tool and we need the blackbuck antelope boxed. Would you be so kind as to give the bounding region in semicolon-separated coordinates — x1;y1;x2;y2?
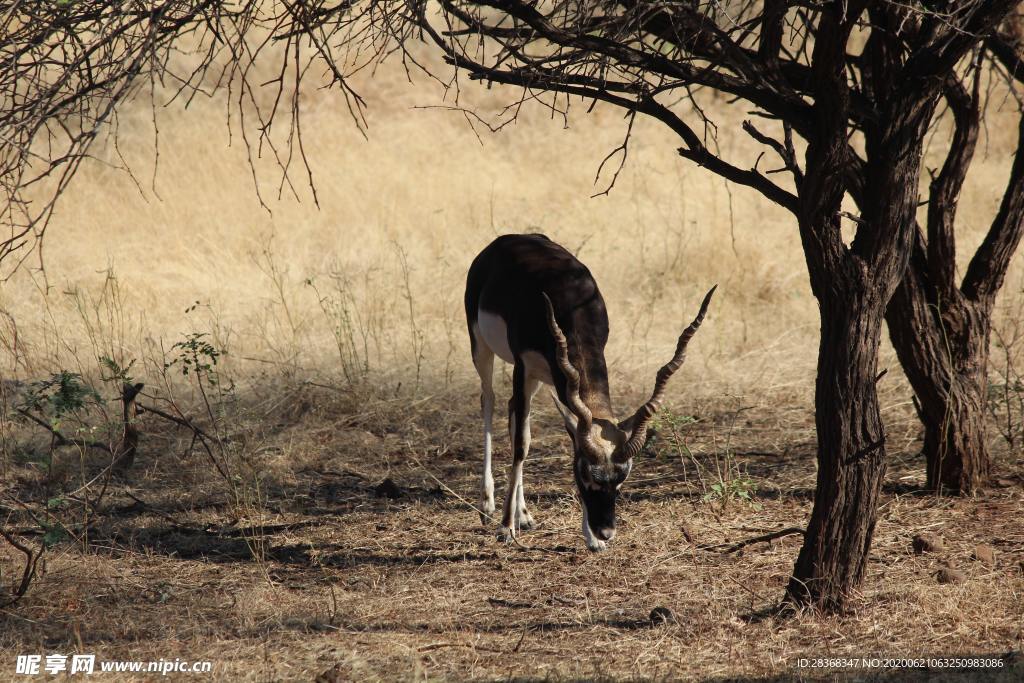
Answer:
465;234;715;551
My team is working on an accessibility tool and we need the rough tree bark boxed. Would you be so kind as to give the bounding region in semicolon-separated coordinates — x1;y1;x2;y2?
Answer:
884;40;1024;495
788;139;939;606
787;266;892;608
887;249;994;494
886;71;990;495
785;6;942;607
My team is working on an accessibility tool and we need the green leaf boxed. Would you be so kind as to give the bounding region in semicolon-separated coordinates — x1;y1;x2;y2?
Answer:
42;525;67;548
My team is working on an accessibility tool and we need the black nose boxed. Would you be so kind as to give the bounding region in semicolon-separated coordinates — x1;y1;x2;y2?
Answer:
595;526;615;541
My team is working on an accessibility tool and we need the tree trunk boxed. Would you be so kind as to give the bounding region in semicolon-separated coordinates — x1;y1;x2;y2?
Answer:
880;98;1024;497
887;252;992;494
785;31;937;604
786;270;890;610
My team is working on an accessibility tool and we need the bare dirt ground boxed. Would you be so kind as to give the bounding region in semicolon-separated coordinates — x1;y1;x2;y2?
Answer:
2;381;1022;681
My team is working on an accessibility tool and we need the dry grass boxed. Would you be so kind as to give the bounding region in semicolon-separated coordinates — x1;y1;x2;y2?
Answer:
2;386;1022;681
1;49;1023;680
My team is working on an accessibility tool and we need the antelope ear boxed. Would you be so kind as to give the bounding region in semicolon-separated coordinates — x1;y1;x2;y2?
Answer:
550;392;578;442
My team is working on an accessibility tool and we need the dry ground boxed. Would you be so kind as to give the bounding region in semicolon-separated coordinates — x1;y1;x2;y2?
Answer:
2;45;1024;682
1;379;1022;681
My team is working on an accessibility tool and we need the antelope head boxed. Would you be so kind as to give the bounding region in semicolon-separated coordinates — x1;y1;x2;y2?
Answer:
544;286;716;551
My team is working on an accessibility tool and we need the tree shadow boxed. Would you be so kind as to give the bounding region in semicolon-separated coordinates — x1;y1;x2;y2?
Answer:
92;523;508;567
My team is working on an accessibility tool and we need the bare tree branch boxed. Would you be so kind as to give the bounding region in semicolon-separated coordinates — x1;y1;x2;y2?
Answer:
962;109;1024;301
926;64;983;295
0;0;371;276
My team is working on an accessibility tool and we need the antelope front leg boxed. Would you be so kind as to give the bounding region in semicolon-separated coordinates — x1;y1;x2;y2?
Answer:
498;365;537;543
515;378;540;530
514;461;535;530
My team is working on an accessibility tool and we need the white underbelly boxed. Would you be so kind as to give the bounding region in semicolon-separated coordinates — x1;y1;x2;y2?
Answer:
475;309;553;384
477;310;514;363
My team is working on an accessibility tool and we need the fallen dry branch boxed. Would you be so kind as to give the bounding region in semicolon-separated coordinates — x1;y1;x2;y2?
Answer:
0;527;41;608
698;526;805;554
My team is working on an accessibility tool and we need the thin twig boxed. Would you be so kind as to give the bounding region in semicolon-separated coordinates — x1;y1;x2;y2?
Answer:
15;408;111;453
0;529;41;607
698;527;804;553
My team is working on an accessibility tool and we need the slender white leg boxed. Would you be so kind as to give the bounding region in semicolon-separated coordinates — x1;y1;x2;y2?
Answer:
498;371;540;542
474;344;496;524
497;458;522;543
515;379;540;530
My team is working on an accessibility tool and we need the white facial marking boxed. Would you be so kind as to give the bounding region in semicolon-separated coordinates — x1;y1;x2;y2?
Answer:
589;431;617;460
581;503;607;552
615;460;632;490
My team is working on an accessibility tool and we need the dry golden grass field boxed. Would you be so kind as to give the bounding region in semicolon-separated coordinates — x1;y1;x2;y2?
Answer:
1;48;1023;681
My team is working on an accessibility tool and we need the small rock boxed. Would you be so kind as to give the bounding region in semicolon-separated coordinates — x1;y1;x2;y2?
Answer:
374;477;402;499
937;567;966;584
974;544;997;568
649;606;676;626
912;532;945;554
